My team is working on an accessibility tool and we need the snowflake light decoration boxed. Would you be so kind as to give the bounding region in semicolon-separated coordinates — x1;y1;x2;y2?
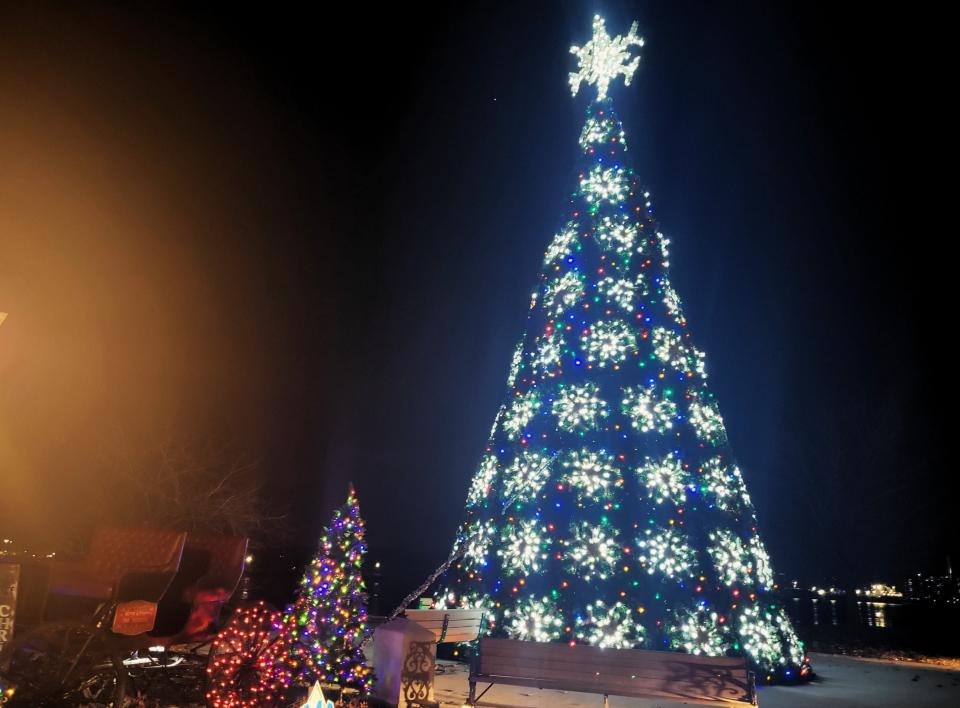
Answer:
671;606;727;656
502;451;552;504
698;457;751;512
502;391;542;440
651;327;691;373
690;347;708;378
565;521;619;580
488;404;506;440
544;221;579;264
582;319;637;366
598;276;637;311
561;448;621;500
534;330;565;374
636;527;696;578
708;529;753;587
688;399;727;444
504;596;564;642
551;382;608;432
581;166;628;205
775;609;806;667
595;214;637;252
738;605;785;670
579;116;626;150
621;384;678;433
749;535;775;589
575;600;644;649
569;15;644;101
656;230;670;265
660;279;684;319
462;520;496;570
466;454;499;506
499;519;548;575
639;453;688;505
506;340;525;388
544;271;585;315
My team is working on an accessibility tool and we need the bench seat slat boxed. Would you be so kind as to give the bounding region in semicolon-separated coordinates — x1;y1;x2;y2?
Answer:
474;674;750;706
443;632;483;642
480;657;748;684
472;639;753;706
481;649;747;672
479;638;746;669
404;610;448;621
406;608;486;644
476;663;748;698
478;660;747;688
483;651;746;675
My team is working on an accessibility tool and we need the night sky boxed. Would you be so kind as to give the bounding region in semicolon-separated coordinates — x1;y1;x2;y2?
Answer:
1;2;952;597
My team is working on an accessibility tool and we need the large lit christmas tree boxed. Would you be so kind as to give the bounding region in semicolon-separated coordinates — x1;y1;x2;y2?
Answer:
283;485;373;692
440;15;810;683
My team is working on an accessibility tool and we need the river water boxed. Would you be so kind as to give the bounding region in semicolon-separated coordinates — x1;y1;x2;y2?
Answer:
783;594;960;657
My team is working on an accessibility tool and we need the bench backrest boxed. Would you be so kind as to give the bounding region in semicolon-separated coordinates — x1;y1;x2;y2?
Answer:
476;638;753;704
405;608;485;643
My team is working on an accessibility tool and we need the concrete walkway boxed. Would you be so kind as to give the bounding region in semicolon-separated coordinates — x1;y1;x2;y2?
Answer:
433;653;960;707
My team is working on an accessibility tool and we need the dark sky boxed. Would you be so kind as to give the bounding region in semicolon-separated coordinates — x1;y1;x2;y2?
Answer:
1;2;952;592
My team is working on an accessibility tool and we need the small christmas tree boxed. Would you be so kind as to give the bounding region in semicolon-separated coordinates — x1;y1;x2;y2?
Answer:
283;485;372;693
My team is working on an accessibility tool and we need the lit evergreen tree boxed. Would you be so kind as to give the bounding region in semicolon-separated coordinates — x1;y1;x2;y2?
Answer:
283;485;372;692
441;15;810;683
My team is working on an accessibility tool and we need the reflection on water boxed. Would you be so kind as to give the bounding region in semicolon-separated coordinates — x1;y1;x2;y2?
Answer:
784;594;960;656
808;598;841;627
794;597;889;629
859;601;887;628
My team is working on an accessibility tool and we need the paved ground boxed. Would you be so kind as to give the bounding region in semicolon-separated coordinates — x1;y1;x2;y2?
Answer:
432;653;960;707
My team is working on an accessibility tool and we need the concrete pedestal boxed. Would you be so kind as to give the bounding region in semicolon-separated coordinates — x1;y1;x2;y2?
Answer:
371;617;437;707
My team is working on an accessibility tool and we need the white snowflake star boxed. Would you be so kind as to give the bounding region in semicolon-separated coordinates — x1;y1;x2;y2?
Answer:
581;319;637;366
639;453;689;505
595;215;637;253
575;600;644;649
551;382;608;431
502;451;552;503
621;384;678;433
499;519;548;575
466;454;499;505
544;271;585;315
544;221;579;264
504;596;564;642
569;15;644;101
502;390;542;440
672;606;727;656
561;448;621;500
565;521;619;580
637;527;696;578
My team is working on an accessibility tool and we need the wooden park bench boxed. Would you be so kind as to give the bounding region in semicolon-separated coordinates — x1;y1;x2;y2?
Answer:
405;608;486;644
467;638;758;707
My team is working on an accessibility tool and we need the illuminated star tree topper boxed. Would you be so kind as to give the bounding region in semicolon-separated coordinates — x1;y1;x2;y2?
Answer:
569;15;644;101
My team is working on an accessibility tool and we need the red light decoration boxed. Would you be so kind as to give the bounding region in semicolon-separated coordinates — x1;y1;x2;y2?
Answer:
206;601;292;708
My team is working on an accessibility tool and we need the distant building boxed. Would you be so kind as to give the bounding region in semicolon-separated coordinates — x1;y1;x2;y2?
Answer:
905;570;959;604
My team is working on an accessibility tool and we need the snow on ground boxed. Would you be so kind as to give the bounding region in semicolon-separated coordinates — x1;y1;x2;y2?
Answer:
433;652;960;707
